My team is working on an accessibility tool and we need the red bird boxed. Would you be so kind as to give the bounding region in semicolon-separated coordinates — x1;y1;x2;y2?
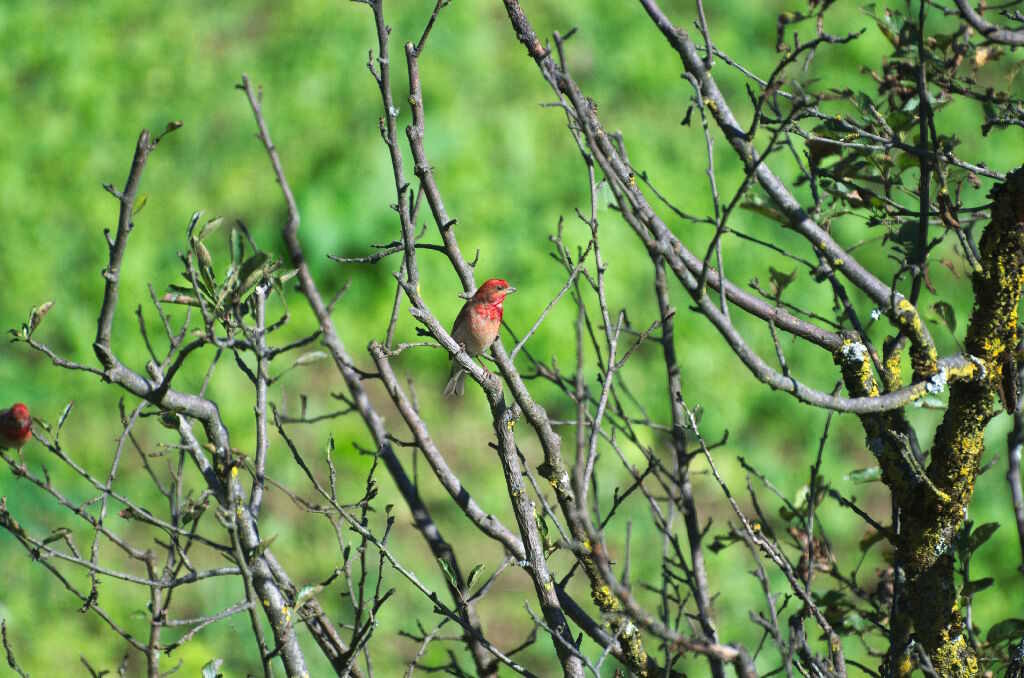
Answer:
444;278;517;397
0;403;32;450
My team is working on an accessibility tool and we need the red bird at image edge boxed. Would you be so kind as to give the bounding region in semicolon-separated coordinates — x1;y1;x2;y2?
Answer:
0;403;32;450
444;279;516;397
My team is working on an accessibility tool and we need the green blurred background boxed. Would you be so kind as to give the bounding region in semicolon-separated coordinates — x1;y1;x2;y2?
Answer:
1;0;1021;675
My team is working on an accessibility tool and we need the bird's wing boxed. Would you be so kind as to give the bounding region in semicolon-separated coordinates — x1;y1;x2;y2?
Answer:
448;302;472;359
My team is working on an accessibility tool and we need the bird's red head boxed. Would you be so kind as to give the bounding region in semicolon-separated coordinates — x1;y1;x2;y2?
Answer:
8;404;30;429
472;278;517;305
1;403;32;449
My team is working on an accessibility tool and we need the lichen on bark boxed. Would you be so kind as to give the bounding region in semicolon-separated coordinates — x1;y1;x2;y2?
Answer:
842;168;1024;676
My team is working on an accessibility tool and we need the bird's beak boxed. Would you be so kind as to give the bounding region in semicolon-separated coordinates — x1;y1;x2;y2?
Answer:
505;287;517;295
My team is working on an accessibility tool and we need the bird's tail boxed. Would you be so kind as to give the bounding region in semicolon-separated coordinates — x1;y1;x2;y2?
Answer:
443;365;466;397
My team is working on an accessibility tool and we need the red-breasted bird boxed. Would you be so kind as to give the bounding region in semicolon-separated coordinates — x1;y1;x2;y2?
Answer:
0;403;32;450
443;278;517;397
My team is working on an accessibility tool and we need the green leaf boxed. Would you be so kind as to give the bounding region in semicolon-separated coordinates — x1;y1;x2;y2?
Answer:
961;577;994;597
859;529;886;552
537;512;549;540
818;589;848;608
780;485;811;521
852;91;874;114
438;557;458;590
198;216;224;241
218;266;240;304
862;5;901;46
769;267;798;297
936;134;961;154
41;527;72;545
932;32;956;52
252;533;278;557
890;221;918;254
968;522;999;553
186;211;203;240
28;300;54;335
690;404;703;425
845;467;882;484
887;111;915;133
233;252;270;301
195;241;216;288
132;193;148;216
741;196;789;225
161;120;184;138
987;618;1024;643
467;564;485;590
293;351;329;367
708;530;741;553
930;301;957;335
191;271;215;300
294;584;324;608
230;226;244;266
201;658;223;678
843;610;870;632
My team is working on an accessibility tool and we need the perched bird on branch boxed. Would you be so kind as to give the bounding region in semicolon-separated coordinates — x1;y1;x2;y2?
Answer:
0;403;32;450
444;278;516;397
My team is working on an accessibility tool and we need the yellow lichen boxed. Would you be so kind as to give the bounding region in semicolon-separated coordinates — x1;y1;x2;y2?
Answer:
592;584;615;609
